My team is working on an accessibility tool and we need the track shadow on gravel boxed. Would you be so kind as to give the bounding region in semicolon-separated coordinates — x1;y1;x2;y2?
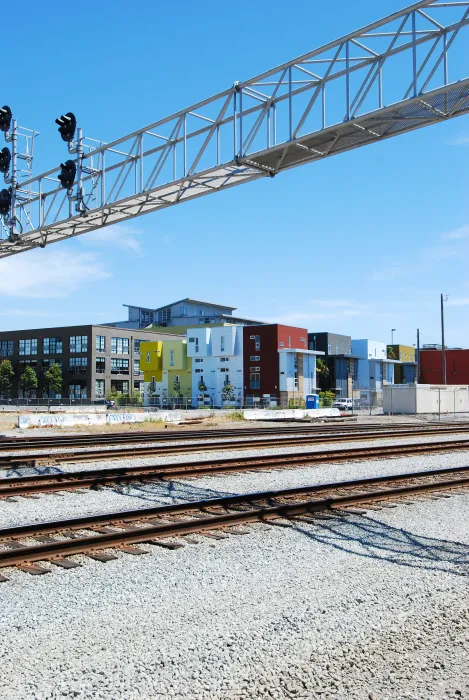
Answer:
109;479;237;504
2;465;64;478
286;513;469;578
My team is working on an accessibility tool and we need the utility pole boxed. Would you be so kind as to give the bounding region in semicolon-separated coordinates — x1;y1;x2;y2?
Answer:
416;328;420;384
441;293;447;385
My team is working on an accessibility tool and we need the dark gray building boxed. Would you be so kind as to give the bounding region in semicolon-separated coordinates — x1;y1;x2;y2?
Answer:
308;332;358;397
0;325;182;400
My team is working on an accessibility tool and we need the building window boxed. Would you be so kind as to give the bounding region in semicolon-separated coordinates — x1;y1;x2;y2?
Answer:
220;357;229;362
133;360;142;376
95;379;105;398
220;336;225;352
69;357;88;374
250;373;260;389
0;340;13;356
134;339;142;355
19;339;38;356
111;337;129;354
336;343;339;354
288;336;292;347
170;350;175;366
195;338;199;353
198;309;204;316
195;358;203;363
300;337;306;345
328;343;331;353
250;356;260;361
111;358;129;375
250;366;261;372
220;367;229;373
279;342;284;348
140;310;154;326
69;384;87;399
96;336;106;353
134;380;143;392
111;380;129;395
146;352;150;363
43;337;63;355
158;308;171;325
254;335;260;351
195;368;204;373
180;306;187;316
70;336;88;353
96;357;105;374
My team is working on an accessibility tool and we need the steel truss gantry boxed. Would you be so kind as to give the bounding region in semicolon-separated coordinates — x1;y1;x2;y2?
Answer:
1;0;468;258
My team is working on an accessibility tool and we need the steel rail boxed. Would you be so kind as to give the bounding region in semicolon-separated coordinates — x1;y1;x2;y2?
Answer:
2;426;469;467
0;421;432;451
2;437;469;498
0;465;467;573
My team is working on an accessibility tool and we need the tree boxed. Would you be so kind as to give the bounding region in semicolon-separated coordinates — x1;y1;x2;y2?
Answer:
221;382;235;403
197;379;207;394
43;362;63;397
316;358;330;378
0;359;15;397
172;379;183;398
20;366;38;398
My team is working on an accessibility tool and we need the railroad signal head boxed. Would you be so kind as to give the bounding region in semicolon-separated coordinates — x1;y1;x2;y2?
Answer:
0;147;11;174
0;188;11;217
55;112;76;142
0;106;12;133
58;160;76;190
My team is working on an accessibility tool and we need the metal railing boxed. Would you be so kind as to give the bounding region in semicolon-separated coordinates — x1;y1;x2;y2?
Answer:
0;398;105;407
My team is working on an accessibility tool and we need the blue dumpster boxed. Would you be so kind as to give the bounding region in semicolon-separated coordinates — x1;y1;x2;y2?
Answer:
306;394;319;409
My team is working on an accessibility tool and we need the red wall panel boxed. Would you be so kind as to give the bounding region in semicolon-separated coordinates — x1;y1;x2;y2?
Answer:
420;349;469;385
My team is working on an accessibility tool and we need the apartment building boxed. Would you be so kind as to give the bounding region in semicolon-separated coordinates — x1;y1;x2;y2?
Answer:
387;344;416;384
0;325;181;400
243;325;323;406
308;332;358;397
140;324;244;406
109;298;263;329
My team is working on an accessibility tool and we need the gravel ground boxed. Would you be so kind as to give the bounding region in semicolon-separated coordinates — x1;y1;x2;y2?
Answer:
0;445;468;530
2;431;469;482
0;491;467;699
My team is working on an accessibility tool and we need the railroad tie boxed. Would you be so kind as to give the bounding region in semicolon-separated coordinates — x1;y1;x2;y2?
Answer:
16;564;50;575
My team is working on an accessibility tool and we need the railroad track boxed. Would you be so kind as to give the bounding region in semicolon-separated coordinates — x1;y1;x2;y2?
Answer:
2;437;469;498
0;464;467;580
2;425;469;467
0;421;435;451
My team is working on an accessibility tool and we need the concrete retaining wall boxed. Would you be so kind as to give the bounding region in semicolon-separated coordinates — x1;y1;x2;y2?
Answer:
243;408;340;421
18;412;150;429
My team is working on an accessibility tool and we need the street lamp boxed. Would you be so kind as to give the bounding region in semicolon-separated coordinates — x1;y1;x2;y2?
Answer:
391;329;396;344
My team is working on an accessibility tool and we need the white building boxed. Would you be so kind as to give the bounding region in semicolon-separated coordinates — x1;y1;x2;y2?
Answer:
187;325;244;406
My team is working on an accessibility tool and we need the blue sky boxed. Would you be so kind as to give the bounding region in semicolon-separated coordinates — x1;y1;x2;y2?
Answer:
0;0;468;349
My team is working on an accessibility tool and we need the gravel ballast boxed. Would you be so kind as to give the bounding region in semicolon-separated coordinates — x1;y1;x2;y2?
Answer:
0;492;467;699
1;446;469;529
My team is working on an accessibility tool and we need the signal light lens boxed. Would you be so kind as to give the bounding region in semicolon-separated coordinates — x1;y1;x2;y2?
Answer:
58;160;76;190
56;112;76;142
0;106;12;133
0;146;11;174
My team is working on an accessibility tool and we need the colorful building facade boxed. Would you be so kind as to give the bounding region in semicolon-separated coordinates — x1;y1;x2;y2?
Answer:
243;324;322;406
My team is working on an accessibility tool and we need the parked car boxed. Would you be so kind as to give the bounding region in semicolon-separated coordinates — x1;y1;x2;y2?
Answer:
332;398;353;410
